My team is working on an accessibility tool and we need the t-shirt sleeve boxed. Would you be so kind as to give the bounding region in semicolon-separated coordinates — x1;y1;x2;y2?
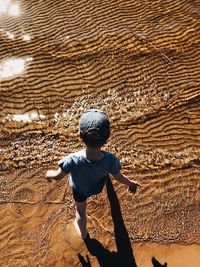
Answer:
58;156;73;174
109;154;121;175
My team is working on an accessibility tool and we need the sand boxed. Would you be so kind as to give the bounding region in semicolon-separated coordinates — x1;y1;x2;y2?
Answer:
1;0;200;266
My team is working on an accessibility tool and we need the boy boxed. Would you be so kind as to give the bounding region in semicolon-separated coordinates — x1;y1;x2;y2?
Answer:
45;109;139;239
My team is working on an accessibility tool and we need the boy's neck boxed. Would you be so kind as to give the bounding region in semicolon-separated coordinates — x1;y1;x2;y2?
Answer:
85;146;104;161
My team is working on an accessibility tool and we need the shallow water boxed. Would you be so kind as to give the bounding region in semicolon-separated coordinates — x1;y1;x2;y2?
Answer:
1;0;200;266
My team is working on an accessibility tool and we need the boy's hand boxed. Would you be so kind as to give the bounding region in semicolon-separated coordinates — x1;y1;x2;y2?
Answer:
45;168;65;182
128;182;140;193
45;170;54;182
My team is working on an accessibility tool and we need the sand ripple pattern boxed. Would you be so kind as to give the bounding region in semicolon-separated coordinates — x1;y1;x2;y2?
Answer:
1;0;200;266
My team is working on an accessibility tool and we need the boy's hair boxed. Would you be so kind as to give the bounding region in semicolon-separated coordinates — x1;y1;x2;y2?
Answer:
79;109;110;148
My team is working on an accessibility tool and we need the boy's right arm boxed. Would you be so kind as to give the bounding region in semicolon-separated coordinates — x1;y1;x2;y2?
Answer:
45;167;66;182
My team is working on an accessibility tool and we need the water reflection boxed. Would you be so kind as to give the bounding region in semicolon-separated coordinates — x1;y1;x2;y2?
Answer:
0;29;32;41
22;34;31;41
0;28;15;39
5;112;46;123
0;57;33;79
0;0;20;16
5;30;14;39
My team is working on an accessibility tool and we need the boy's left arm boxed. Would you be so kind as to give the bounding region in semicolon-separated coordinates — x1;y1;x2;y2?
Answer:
113;171;140;193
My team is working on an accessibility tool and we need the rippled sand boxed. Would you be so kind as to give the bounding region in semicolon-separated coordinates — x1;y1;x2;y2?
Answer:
1;0;200;266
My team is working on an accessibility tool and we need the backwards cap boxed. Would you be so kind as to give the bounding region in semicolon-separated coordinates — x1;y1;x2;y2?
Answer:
79;109;110;141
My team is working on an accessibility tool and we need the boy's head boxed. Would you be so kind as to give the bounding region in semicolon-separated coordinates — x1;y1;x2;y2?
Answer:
79;109;110;148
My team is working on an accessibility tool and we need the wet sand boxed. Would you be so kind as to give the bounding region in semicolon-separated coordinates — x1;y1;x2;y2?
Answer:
0;168;200;266
1;0;200;266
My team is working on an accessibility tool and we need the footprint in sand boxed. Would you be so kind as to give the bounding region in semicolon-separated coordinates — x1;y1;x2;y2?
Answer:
9;187;38;218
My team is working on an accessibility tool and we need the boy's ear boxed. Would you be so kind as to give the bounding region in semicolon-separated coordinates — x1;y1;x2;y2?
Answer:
79;132;86;144
79;131;83;139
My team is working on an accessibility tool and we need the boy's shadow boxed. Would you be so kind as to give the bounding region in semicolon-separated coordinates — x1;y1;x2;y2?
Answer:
79;176;138;267
152;257;167;267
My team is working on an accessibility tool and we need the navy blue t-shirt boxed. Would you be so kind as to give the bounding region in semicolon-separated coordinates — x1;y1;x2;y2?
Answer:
58;149;121;196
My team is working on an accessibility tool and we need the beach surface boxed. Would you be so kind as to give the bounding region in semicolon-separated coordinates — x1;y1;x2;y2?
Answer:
0;0;200;266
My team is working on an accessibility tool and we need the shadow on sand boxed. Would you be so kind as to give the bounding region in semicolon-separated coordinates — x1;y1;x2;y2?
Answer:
78;177;168;267
78;176;137;267
152;256;168;267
